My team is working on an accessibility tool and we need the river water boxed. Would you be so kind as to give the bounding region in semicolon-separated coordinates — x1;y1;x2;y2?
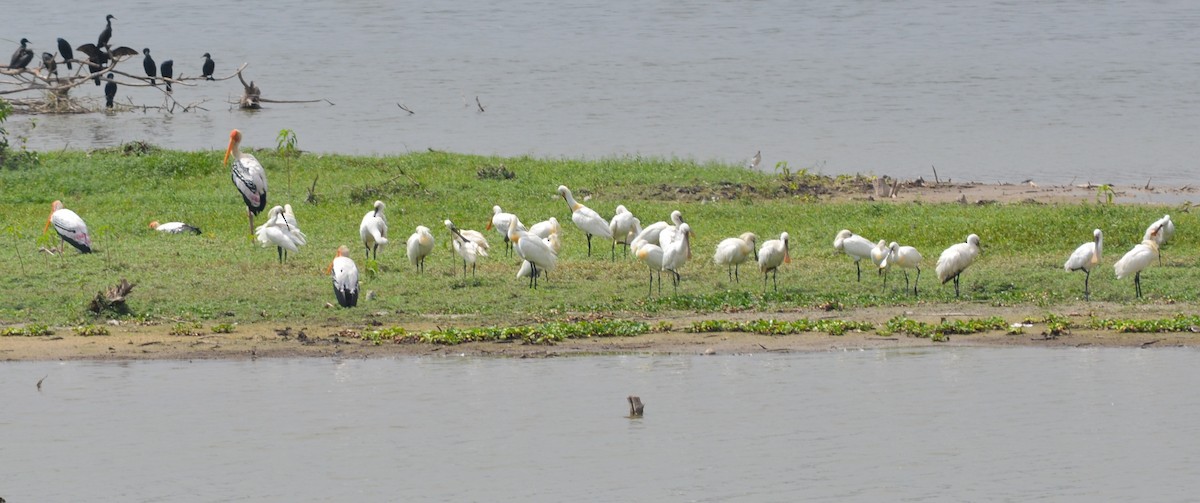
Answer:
3;0;1199;185
3;347;1199;501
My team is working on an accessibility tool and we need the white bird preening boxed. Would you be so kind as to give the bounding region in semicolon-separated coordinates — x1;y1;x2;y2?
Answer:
44;200;92;254
509;217;556;288
633;239;665;296
661;222;693;294
834;229;875;282
1114;238;1159;299
359;200;388;260
327;245;359;308
406;225;435;272
1064;229;1103;300
608;205;642;259
633;210;685;248
445;219;485;279
936;234;982;297
713;232;758;283
1143;215;1174;265
881;242;923;295
486;205;522;257
757;231;791;292
149;221;201;235
254;205;305;263
558;185;613;258
224;129;267;235
529;217;560;240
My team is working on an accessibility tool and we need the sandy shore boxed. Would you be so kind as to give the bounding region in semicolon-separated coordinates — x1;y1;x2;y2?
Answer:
3;302;1197;361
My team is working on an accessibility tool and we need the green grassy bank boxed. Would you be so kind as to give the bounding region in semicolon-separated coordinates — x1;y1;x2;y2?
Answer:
1;145;1196;327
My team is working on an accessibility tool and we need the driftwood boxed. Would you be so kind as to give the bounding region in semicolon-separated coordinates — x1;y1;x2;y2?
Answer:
88;278;135;315
627;396;644;417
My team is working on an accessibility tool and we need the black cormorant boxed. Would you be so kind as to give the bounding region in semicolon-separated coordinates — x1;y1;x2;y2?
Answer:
57;38;73;70
201;52;215;80
75;43;108;85
9;38;33;69
160;59;173;92
104;72;116;109
97;14;115;48
41;52;56;77
142;48;156;86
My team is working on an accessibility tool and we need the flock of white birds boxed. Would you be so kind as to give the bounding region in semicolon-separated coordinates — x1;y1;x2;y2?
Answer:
37;130;1178;309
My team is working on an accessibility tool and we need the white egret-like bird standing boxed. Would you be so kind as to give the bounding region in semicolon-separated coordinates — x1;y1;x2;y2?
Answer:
1114;236;1159;299
661;222;693;293
359;200;388;260
757;231;791;292
255;205;305;263
834;229;875;282
529;217;560;240
881;242;923;295
224;129;267;235
713;232;758;283
1064;229;1103;300
936;234;982;297
870;239;890;286
445;219;486;279
608;205;641;258
327;245;359;308
406;225;435;273
44;200;92;254
634;239;665;296
486;205;522;257
509;218;556;288
557;185;613;258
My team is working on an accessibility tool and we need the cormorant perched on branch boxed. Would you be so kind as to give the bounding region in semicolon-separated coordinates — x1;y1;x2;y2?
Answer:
41;52;56;77
142;48;156;86
104;73;116;108
97;14;115;48
160;59;173;92
9;38;32;69
75;44;108;85
57;38;74;70
201;52;215;80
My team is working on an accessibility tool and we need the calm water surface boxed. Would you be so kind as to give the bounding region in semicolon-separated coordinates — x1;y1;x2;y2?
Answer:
3;347;1199;501
2;0;1199;185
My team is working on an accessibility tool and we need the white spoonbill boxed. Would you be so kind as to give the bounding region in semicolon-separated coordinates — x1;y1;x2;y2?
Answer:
327;245;359;308
881;242;923;295
529;217;560;239
871;239;890;286
936;234;982;297
282;204;308;246
509;218;556;288
713;232;758;283
661;223;693;294
485;205;522;256
445;219;483;279
609;205;641;258
834;229;875;282
359;200;388;260
633;210;685;247
149;220;201;235
1143;215;1174;265
44;200;92;254
406;225;435;273
254;206;303;263
558;185;613;257
757;231;791;292
1114;238;1158;299
224;129;267;235
634;238;665;297
1064;229;1103;300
